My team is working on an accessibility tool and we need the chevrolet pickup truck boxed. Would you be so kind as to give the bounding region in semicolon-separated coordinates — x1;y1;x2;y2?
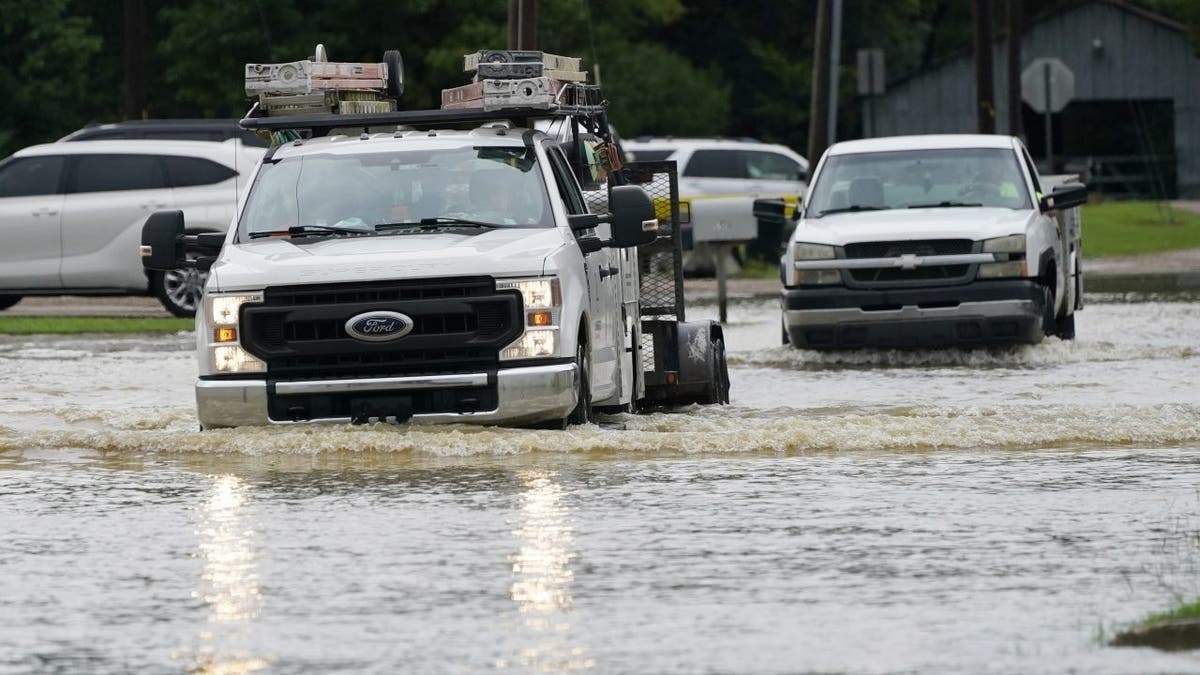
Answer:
773;134;1085;349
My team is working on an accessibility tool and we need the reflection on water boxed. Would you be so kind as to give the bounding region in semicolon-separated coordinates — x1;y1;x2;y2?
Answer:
188;475;267;674
499;470;594;671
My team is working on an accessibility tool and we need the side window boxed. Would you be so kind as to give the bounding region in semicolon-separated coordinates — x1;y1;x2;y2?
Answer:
72;154;166;193
0;156;65;197
546;147;587;215
745;151;802;181
164;156;238;188
683;149;747;179
1021;148;1042;195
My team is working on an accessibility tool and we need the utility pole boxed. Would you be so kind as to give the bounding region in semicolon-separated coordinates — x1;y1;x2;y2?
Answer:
973;0;996;133
1006;0;1024;138
806;0;832;180
507;0;538;50
123;0;145;120
826;0;843;147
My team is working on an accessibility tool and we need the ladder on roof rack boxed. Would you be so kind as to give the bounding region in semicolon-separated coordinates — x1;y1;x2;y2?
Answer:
239;90;609;137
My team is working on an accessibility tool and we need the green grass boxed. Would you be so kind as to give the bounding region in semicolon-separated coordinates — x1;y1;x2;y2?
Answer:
1082;200;1200;257
734;257;780;279
1145;597;1200;625
0;317;193;335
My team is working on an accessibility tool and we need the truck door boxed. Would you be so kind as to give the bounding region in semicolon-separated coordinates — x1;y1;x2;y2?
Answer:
0;155;66;288
546;147;621;401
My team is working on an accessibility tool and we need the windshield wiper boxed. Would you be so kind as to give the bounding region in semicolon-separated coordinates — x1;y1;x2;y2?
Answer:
816;205;890;217
375;217;506;232
248;224;372;239
908;201;984;209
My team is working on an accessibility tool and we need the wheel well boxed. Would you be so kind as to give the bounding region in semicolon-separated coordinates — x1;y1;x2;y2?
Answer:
576;314;589;352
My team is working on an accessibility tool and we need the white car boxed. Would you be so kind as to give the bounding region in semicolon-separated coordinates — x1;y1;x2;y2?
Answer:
624;137;808;198
624;138;808;268
0;139;262;316
779;134;1086;349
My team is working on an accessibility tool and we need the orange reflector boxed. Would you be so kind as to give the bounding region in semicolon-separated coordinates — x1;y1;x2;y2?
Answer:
667;372;677;384
215;327;237;343
529;311;553;327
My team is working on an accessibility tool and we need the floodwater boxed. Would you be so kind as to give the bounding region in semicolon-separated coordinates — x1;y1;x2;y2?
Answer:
2;294;1199;674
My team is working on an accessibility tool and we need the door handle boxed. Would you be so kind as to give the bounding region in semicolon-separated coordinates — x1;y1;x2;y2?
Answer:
31;207;58;217
140;202;169;210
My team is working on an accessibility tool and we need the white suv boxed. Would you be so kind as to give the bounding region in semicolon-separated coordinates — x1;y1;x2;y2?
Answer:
0;139;262;316
624;138;808;270
624;137;808;197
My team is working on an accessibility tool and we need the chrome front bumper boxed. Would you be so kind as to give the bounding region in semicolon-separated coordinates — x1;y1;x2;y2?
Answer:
784;299;1043;348
195;363;578;429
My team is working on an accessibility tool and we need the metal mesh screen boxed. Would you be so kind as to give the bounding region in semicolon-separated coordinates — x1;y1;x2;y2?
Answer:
582;161;684;322
625;161;684;322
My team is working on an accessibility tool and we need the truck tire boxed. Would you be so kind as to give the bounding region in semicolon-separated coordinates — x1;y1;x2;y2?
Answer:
781;317;790;345
0;295;22;311
383;50;404;97
567;343;592;426
1039;284;1055;336
1055;312;1076;340
153;267;207;318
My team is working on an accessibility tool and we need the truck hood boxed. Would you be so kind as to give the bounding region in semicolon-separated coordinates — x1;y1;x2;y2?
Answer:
210;227;568;291
793;208;1036;245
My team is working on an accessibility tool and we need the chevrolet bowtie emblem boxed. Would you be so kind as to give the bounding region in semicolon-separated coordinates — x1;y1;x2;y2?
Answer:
898;253;921;270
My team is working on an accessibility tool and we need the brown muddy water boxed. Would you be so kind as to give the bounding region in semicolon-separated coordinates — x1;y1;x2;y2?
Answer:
1;296;1199;674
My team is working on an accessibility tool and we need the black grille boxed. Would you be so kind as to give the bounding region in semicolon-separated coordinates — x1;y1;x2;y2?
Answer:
844;239;974;259
239;278;522;379
849;265;971;283
844;239;977;287
264;277;494;305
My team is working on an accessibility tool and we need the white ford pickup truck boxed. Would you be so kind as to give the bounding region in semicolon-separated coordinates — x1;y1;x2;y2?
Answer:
141;47;729;429
771;134;1085;349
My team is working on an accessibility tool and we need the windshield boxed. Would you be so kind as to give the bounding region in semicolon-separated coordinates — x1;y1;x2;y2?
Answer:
806;147;1031;216
238;145;554;238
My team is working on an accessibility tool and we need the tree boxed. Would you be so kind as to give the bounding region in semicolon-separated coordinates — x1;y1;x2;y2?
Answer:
0;0;103;156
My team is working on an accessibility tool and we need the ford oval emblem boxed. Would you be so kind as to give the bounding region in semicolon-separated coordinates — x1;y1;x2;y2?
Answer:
345;311;414;342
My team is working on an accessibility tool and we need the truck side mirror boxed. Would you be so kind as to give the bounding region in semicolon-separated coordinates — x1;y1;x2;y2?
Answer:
193;233;226;270
752;197;800;225
1039;184;1087;213
141;210;186;271
607;185;658;248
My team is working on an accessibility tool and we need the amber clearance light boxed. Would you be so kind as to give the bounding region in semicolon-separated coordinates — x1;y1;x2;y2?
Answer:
529;311;553;327
215;327;238;343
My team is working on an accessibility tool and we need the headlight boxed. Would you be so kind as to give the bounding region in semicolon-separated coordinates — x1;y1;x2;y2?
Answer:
212;345;267;373
794;242;836;260
500;329;558;360
977;261;1027;278
982;234;1026;254
786;242;840;286
979;235;1028;278
796;269;842;284
497;278;560;310
210;294;263;326
498;277;562;360
205;292;266;374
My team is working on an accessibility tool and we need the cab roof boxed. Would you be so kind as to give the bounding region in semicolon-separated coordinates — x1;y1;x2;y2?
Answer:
827;134;1019;155
267;126;540;161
